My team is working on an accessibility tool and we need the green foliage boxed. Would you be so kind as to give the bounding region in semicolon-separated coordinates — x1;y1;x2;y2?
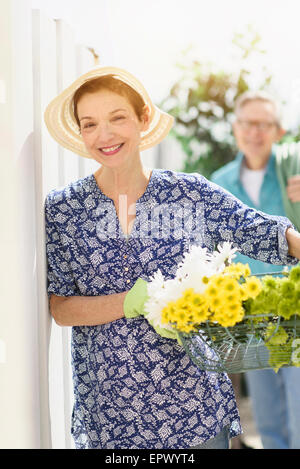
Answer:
160;26;277;178
244;266;300;371
265;324;288;345
280;130;300;144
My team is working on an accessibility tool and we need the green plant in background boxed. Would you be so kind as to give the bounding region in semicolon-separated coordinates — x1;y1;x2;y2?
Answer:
160;25;283;178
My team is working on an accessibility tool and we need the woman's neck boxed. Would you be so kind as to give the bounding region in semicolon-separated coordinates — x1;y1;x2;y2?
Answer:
93;161;152;236
94;161;151;202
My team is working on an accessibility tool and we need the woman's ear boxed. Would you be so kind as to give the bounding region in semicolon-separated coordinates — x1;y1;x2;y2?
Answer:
140;105;151;132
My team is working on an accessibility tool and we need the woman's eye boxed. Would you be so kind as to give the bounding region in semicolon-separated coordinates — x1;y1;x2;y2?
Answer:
82;123;95;129
112;115;126;122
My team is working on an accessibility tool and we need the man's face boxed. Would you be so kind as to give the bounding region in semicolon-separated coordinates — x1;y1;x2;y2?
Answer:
233;100;285;169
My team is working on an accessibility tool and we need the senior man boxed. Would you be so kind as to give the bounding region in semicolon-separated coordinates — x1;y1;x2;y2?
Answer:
211;91;300;449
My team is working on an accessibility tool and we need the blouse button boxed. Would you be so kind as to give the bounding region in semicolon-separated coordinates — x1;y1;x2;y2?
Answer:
124;267;129;271
126;279;130;284
124;255;128;259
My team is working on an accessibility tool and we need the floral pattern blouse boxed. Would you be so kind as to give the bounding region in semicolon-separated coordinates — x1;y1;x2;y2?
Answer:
45;169;296;449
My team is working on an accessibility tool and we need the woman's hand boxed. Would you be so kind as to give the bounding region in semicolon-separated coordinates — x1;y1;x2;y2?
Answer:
123;278;149;318
124;278;182;343
286;227;300;260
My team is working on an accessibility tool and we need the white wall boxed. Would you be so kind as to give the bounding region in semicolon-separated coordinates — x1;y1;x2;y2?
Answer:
0;0;110;449
0;0;43;449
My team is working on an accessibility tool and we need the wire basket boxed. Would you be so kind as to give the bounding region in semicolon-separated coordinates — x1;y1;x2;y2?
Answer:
178;271;300;373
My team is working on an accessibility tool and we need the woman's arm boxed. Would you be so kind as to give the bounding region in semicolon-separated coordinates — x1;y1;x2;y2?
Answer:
203;178;299;266
50;291;126;327
286;227;300;259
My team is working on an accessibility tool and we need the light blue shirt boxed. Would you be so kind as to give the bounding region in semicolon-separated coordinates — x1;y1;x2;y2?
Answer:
211;150;288;274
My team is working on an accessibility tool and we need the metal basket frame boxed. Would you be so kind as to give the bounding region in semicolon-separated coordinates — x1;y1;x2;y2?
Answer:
178;271;300;373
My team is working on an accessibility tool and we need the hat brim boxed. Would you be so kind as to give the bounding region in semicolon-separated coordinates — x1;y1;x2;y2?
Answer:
44;66;174;158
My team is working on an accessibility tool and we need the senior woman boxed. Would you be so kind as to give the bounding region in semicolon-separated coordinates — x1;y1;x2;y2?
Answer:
44;67;300;450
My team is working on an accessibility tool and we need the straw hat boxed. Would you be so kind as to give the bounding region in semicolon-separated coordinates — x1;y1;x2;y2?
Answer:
44;66;174;158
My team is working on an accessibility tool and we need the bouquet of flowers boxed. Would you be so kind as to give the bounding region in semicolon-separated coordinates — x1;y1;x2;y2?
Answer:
144;242;300;373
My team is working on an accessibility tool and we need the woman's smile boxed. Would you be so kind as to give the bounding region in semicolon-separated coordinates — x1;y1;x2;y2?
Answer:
98;143;124;156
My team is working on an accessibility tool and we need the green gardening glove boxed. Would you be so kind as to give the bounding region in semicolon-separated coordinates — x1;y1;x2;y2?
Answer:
124;278;182;346
145;318;183;345
124;278;149;318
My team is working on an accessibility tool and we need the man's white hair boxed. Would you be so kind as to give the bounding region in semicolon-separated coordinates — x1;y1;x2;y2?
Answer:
234;90;283;127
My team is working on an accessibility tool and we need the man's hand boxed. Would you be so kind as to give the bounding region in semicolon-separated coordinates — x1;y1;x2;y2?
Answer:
287;175;300;203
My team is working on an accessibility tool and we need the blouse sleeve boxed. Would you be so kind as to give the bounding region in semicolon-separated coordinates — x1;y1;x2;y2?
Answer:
45;195;79;297
203;179;298;266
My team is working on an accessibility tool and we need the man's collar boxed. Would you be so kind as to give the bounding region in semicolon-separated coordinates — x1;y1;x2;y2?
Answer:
237;149;276;174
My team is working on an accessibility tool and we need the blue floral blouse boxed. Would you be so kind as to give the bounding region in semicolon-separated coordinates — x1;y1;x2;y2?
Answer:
45;169;296;449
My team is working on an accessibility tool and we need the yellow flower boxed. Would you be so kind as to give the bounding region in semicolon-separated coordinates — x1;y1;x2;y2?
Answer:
179;323;196;333
209;295;224;312
242;264;251;277
161;271;251;332
162;288;212;332
176;308;190;322
224;262;251;279
213;275;226;287
185;291;210;324
193;302;211;323
182;288;194;301
213;303;244;327
227;302;244;315
208;278;241;309
239;285;249;301
222;277;240;295
223;265;241;279
206;283;219;299
243;277;262;299
205;275;235;308
224;292;238;304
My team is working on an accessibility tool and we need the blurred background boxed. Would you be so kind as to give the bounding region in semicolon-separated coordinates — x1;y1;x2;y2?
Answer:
1;0;300;449
32;0;300;176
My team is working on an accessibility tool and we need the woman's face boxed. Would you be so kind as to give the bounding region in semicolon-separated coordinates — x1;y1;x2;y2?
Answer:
77;89;149;169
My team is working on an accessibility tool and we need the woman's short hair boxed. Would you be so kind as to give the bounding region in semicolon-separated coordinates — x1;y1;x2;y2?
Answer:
73;75;146;128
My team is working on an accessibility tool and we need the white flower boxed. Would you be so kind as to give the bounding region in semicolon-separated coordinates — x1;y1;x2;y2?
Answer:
210;242;237;271
144;242;237;331
176;245;211;279
145;273;184;329
146;269;165;298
